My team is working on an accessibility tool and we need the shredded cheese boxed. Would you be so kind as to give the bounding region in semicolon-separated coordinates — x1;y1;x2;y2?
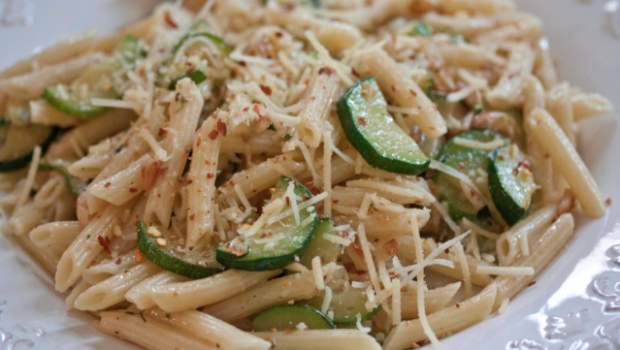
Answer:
312;256;325;290
357;193;372;219
410;213;445;350
139;127;168;161
323;131;332;217
15;145;41;211
357;223;381;294
356;313;371;333
284;262;309;272
267;192;328;224
455;242;473;298
377;259;393;290
90;98;139;109
322;233;351;246
452;137;506;151
321;285;333;314
391;278;402;325
476;265;535;276
433;201;462;235
234;184;253;215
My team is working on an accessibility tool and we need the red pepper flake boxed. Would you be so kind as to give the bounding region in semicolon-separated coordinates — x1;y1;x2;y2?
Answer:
129;188;138;193
416;341;425;347
310;186;321;196
391;85;396;92
459;162;465;170
259;84;272;96
97;235;111;254
196;135;202;147
318;67;336;75
243;107;249;112
332;199;339;204
208;130;219;140
189;246;195;251
456;303;460;309
286;197;291;206
158;128;166;137
207;173;215;178
229;180;235;186
444;248;450;254
351;68;359;77
164;11;178;28
189;214;195;221
424;169;437;179
186;179;193;184
606;198;612;206
216;119;227;136
225;242;247;257
275;31;283;38
104;182;112;188
115;258;122;265
358;117;367;127
238;61;247;67
527;281;537;287
409;89;417;96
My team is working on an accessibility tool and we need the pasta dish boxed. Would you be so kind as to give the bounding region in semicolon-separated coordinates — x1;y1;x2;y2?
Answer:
0;0;613;349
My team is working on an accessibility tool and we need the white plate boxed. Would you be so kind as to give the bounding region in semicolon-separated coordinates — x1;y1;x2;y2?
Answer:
0;1;619;349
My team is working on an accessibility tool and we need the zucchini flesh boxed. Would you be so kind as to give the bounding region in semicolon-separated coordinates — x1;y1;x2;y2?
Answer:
137;221;224;279
251;304;335;331
438;129;509;160
337;77;430;175
43;35;142;117
216;176;317;271
488;145;537;226
0;125;57;172
299;218;341;269
38;163;88;195
435;150;489;221
306;285;381;325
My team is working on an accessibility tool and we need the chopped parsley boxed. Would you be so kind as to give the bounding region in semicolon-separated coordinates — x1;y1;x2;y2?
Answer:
284;133;293;141
411;22;433;37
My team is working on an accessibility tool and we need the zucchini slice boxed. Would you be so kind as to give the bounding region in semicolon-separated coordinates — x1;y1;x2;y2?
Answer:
251;304;335;331
488;145;537;226
38;163;88;195
438;129;509;160
337;77;430;175
0;125;57;172
216;176;317;271
168;69;207;89
43;35;142;117
434;149;490;222
137;221;225;279
299;218;341;269
306;285;381;325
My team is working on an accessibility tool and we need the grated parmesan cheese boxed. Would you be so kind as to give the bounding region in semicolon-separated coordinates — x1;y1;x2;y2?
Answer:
357;223;381;294
312;256;325;290
356;313;371;333
321;286;332;314
452;137;506;151
357;193;372;219
139;127;169;161
322;233;351;246
391;278;402;325
15;146;41;211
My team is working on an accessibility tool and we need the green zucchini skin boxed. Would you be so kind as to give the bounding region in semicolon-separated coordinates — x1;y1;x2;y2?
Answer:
438;129;509;160
43;35;142;118
37;163;87;195
251;304;335;331
488;146;535;226
168;69;207;89
337;77;430;175
0;126;58;172
137;221;224;279
216;176;317;271
172;32;231;55
43;87;110;117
